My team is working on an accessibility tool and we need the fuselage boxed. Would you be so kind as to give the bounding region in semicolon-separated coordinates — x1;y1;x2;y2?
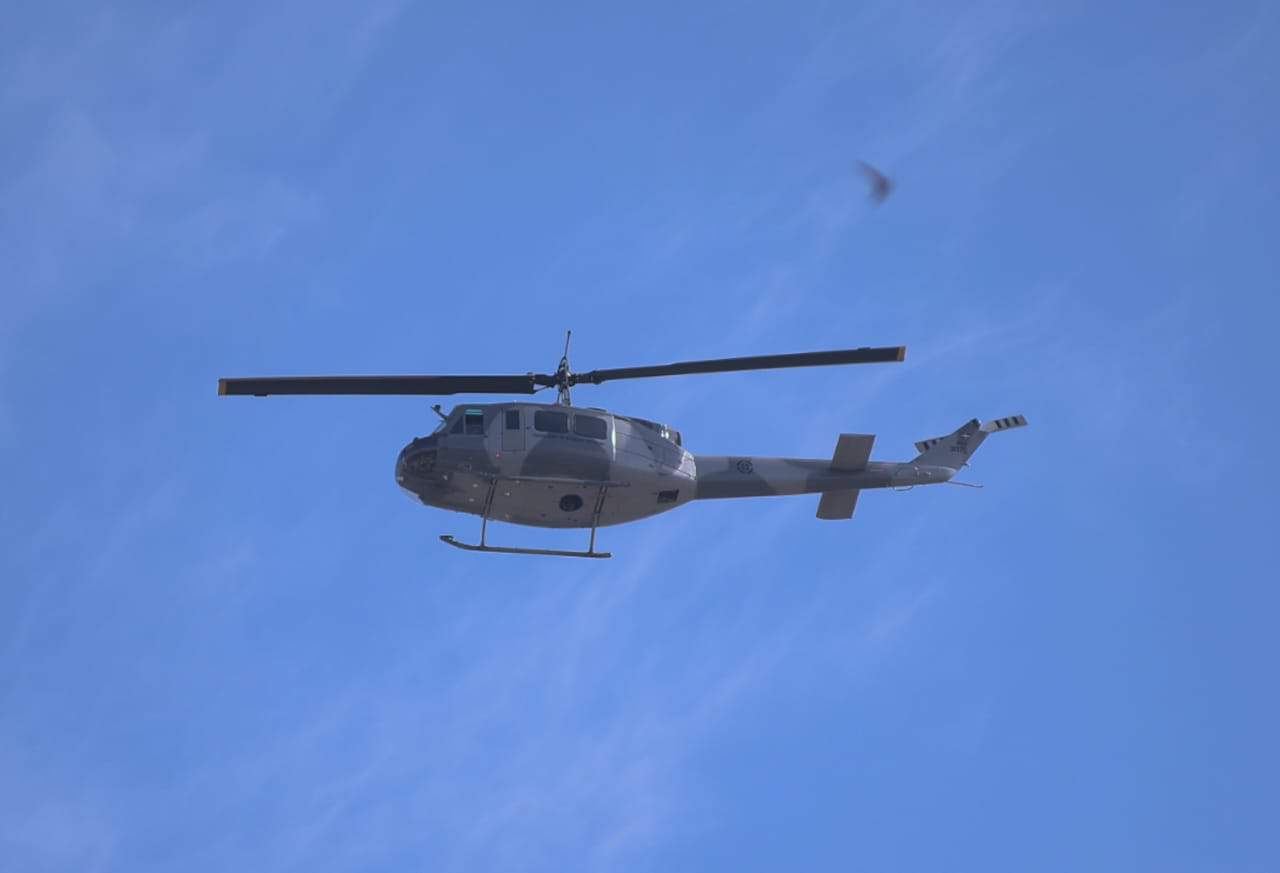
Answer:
395;402;697;528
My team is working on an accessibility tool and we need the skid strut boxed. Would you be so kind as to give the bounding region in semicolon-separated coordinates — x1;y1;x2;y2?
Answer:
440;479;614;558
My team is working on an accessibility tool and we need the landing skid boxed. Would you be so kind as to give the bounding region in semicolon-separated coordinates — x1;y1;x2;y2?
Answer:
439;477;615;559
439;535;611;559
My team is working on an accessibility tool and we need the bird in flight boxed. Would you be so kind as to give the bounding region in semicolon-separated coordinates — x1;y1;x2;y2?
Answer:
857;160;894;205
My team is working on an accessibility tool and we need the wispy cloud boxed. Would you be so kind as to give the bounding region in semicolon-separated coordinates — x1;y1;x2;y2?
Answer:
0;2;407;361
111;492;937;873
0;769;116;873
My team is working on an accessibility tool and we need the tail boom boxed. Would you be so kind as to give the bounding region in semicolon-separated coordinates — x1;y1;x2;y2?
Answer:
692;415;1026;504
692;456;893;500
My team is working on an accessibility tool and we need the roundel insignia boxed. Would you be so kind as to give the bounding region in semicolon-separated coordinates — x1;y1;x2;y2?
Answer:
735;459;754;474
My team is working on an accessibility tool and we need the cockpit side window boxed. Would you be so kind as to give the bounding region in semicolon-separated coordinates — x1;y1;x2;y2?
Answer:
464;409;485;436
573;414;607;440
534;410;568;434
449;417;464;435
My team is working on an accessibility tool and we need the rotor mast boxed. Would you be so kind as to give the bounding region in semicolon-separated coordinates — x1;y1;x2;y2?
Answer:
554;330;573;406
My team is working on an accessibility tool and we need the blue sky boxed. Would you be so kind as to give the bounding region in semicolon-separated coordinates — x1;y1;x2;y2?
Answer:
2;1;1277;870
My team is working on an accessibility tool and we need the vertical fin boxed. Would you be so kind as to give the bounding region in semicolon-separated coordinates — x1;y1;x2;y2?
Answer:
912;415;1028;470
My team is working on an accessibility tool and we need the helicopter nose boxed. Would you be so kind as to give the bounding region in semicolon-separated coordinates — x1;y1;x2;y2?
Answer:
396;436;439;484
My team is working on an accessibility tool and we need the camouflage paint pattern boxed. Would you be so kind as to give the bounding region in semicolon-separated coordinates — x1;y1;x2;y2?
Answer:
395;404;1022;530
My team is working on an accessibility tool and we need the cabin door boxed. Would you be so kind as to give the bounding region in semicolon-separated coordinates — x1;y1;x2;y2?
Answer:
500;408;525;453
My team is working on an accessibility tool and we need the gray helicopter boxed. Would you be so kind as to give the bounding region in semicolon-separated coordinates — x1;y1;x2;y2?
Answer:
219;336;1026;558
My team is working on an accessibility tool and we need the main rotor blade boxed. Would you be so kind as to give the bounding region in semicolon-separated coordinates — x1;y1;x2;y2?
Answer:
571;346;906;385
218;374;549;396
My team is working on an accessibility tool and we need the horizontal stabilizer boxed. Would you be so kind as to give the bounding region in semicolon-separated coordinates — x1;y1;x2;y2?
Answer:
831;434;874;471
817;489;859;520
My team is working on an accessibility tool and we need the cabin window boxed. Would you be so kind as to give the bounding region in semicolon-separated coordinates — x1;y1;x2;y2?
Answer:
573;414;607;440
505;410;521;430
534;410;568;434
464;410;486;436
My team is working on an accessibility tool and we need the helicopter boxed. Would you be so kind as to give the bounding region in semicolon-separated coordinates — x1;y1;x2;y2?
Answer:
218;335;1027;558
